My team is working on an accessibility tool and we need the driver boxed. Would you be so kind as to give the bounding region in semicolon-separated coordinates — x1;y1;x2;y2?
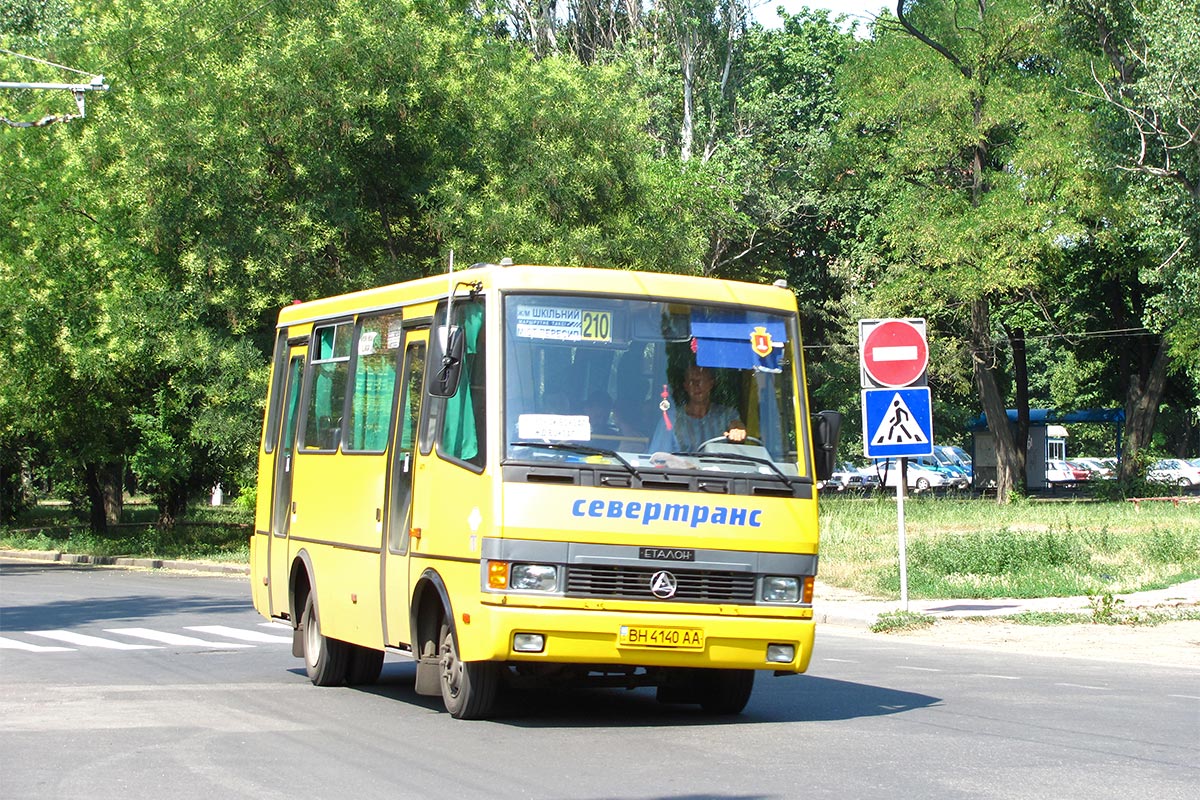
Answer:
649;364;746;452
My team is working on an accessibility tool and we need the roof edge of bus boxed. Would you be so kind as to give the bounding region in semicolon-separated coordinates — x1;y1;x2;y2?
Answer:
275;264;796;326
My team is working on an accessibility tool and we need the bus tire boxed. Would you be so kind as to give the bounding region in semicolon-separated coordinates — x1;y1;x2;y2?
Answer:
438;621;498;719
699;669;755;715
346;645;385;686
301;593;349;686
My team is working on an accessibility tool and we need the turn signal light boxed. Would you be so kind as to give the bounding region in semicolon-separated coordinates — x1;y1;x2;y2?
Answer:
487;561;509;589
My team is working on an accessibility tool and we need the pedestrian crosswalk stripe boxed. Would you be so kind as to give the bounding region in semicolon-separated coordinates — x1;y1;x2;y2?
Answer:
0;635;74;652
186;625;292;643
105;627;255;648
27;630;160;650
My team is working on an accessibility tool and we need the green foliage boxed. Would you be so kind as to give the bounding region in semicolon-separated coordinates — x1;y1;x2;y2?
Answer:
871;609;935;632
2;0;1197;520
0;503;252;561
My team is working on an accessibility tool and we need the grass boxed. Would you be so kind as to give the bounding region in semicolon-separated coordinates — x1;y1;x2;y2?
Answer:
871;610;935;633
971;606;1200;627
0;500;251;563
819;493;1200;600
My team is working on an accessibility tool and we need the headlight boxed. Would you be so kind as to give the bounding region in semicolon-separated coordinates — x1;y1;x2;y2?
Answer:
509;564;559;592
762;576;800;603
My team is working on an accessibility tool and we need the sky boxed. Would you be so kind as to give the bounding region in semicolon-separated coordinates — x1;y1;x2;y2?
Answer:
752;0;892;28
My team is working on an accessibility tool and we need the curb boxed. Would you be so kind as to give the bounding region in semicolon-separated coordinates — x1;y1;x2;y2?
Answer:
0;548;250;576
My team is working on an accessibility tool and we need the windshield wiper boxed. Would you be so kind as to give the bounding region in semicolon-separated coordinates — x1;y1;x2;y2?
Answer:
509;441;640;479
673;450;799;488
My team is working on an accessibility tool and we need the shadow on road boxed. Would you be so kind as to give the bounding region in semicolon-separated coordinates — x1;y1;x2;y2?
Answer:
332;662;939;727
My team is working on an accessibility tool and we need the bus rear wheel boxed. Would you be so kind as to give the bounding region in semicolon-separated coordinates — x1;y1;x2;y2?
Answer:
301;593;349;686
438;621;498;719
346;645;384;685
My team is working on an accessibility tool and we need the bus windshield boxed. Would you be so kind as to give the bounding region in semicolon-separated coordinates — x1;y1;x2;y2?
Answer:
502;294;803;477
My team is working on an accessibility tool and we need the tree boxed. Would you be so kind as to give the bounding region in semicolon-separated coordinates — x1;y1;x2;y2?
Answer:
834;0;1102;501
1057;0;1200;480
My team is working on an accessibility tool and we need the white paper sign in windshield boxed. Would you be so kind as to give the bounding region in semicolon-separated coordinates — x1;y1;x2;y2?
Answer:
516;306;612;342
517;414;591;442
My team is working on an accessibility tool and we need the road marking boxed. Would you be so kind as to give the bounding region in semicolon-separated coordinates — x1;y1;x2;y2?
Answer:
185;625;292;643
1167;694;1200;700
261;621;292;631
105;628;255;648
26;630;160;650
972;674;1021;680
1055;682;1110;691
0;636;74;652
896;665;941;672
822;658;858;663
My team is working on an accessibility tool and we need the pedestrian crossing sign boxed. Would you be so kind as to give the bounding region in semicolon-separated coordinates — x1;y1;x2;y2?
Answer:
862;387;934;457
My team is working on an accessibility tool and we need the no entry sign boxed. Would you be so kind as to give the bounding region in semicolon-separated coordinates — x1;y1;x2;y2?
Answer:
859;319;928;388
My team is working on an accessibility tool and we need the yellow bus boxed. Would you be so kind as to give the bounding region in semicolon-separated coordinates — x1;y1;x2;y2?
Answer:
250;262;840;719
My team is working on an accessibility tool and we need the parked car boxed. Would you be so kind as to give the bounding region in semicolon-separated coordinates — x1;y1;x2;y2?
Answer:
1045;460;1087;487
1147;459;1200;487
830;462;880;492
1066;461;1094;482
1074;457;1115;479
819;474;845;493
871;458;951;492
911;455;970;489
934;445;973;481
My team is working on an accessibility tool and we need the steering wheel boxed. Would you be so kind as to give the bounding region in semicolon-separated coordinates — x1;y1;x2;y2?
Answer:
699;435;764;450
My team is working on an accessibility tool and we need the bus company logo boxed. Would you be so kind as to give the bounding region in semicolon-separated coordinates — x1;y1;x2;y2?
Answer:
750;326;774;358
570;499;763;529
649;571;678;599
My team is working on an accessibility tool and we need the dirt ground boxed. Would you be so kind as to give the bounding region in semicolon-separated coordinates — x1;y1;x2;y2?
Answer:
856;618;1200;669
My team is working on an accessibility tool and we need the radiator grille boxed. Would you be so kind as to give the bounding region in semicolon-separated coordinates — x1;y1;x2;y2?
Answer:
565;564;757;603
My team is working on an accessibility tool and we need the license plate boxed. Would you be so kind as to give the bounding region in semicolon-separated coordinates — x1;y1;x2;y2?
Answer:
618;625;704;650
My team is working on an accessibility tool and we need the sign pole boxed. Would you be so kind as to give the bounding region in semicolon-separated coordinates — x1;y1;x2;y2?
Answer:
897;457;909;611
860;318;929;614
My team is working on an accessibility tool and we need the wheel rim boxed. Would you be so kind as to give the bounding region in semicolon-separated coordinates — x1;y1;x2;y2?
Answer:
305;603;322;666
440;631;463;700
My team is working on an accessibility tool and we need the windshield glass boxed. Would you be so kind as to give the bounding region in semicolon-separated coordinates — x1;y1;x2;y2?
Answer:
503;294;803;476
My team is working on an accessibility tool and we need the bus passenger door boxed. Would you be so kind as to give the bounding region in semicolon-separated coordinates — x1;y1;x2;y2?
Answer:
382;330;427;647
268;346;306;618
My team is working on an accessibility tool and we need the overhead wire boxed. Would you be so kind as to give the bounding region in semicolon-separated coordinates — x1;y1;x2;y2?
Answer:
0;46;102;78
801;326;1157;353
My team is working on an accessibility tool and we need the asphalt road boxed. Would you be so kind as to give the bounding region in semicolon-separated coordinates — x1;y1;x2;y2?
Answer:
1;559;1197;800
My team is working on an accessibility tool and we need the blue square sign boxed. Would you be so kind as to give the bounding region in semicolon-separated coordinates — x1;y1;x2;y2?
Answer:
862;387;934;458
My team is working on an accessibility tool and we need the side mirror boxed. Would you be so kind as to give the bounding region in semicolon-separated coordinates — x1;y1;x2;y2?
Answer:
811;410;843;482
430;325;465;398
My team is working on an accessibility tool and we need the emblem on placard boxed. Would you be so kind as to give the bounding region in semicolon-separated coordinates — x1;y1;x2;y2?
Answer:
750;326;773;358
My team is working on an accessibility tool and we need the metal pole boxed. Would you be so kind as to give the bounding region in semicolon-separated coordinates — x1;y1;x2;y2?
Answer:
898;457;909;610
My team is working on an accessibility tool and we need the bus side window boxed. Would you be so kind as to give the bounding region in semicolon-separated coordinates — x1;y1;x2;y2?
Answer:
346;313;403;453
433;299;486;469
302;322;352;452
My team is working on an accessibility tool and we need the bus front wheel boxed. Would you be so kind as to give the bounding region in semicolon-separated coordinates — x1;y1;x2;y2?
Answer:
301;593;349;686
699;669;755;714
438;621;498;719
